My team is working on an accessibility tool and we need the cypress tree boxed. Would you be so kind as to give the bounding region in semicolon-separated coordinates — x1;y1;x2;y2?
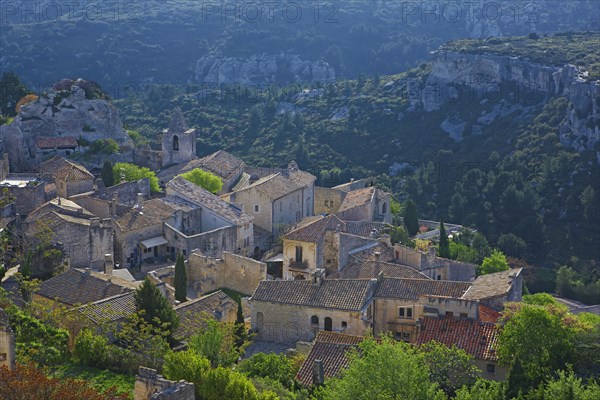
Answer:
404;199;419;236
438;217;450;259
101;160;114;187
174;253;187;303
134;278;179;338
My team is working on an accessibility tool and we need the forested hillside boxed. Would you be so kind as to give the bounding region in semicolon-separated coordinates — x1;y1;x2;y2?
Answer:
116;33;600;297
2;0;599;89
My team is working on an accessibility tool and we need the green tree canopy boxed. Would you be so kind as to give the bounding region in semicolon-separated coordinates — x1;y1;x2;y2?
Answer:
101;160;114;187
438;218;450;259
179;168;223;194
420;341;479;396
163;350;211;398
404;199;419;236
0;71;28;116
237;352;295;388
174;252;187;303
497;303;577;395
189;318;242;368
113;162;160;192
478;249;510;275
134;278;179;340
320;337;446;400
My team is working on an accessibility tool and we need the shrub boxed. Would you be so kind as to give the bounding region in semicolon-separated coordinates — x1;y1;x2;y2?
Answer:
74;329;109;367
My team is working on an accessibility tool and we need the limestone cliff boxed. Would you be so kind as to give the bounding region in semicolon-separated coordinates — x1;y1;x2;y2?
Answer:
0;79;131;171
195;53;335;86
417;51;600;152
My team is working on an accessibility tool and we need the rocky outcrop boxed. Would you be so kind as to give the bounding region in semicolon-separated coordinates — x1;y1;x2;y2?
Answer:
418;51;600;152
195;53;335;86
0;79;131;171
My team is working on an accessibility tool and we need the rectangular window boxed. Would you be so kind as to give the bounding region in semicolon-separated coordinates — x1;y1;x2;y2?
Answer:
486;364;496;374
399;307;413;319
402;332;410;342
366;304;372;319
254;204;259;213
399;307;405;318
324;200;329;207
445;311;454;318
460;313;468;319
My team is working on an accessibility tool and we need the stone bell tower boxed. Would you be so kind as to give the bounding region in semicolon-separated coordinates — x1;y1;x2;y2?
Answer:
161;108;197;168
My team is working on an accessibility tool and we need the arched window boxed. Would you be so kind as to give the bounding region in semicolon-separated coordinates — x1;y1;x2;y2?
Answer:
173;135;179;151
324;317;332;331
311;315;319;326
382;202;387;214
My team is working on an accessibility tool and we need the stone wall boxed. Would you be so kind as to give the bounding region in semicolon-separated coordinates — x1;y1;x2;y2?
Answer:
187;251;267;296
2;181;46;215
98;179;151;206
250;300;371;344
164;223;237;259
393;243;476;282
337;234;379;270
134;367;195;400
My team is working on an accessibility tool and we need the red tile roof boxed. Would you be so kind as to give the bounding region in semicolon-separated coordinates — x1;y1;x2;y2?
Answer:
478;304;501;323
416;316;500;361
375;277;471;300
296;331;366;386
35;136;78;149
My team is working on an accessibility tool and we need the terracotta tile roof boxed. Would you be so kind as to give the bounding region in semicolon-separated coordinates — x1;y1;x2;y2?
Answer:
349;242;396;263
296;331;366;386
462;268;522;301
167;177;252;226
328;261;430;280
77;292;136;324
41;156;93;181
338;187;376;213
37;269;131;306
478;304;501;323
416;316;500;361
174;290;238;340
35;136;79;149
375;277;471;300
25;197;95;224
113;198;175;232
236;170;316;200
198;150;245;180
283;214;345;243
252;279;374;311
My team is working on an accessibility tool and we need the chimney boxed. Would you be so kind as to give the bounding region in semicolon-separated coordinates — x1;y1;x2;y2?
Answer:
312;359;324;386
313;269;325;286
374;251;381;274
104;254;114;276
111;193;119;217
137;192;144;210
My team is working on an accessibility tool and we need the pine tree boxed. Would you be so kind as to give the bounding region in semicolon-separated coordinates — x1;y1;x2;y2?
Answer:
404;199;419;236
100;160;114;187
174;253;187;303
438;217;450;259
134;278;179;338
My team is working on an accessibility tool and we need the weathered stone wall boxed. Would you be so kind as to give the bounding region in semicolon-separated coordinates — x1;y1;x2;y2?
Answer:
58;178;93;198
230;187;273;234
337;202;374;223
187;251;267;296
250;300;371;344
282;239;318;280
337;234;379;270
164;224;237;260
314;187;346;215
134;367;195;400
114;222;166;268
2;181;46;215
392;243;476;282
98;179;151;206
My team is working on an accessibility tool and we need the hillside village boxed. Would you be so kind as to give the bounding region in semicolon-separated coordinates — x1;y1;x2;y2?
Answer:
0;79;598;400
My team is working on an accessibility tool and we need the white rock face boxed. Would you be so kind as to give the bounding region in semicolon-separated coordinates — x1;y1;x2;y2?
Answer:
0;80;131;171
195;53;336;86
417;51;600;152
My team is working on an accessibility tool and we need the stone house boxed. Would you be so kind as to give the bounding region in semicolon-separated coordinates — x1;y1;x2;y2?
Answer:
250;274;377;344
174;290;238;342
35;136;79;158
0;154;46;215
417;316;506;380
166;177;254;258
23;197;113;270
463;268;523;310
0;308;16;371
373;277;473;343
112;196;176;268
392;243;476;282
225;161;316;238
158;150;245;194
41;156;95;198
161;108;197;168
336;186;392;224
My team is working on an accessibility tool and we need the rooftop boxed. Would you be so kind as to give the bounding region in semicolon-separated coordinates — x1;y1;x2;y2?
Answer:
113;198;176;232
338;187;377;213
167;176;253;226
283;215;387;244
174;290;238;340
35;136;79;150
37;268;131;306
416;316;500;361
77;292;136;324
252;279;374;311
375;277;471;300
40;156;93;181
328;261;430;280
296;331;366;387
462;268;523;301
235;168;316;200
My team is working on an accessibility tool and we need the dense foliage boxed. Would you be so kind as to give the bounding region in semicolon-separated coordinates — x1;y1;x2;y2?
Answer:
134;278;179;341
113;162;160;192
179;168;224;194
